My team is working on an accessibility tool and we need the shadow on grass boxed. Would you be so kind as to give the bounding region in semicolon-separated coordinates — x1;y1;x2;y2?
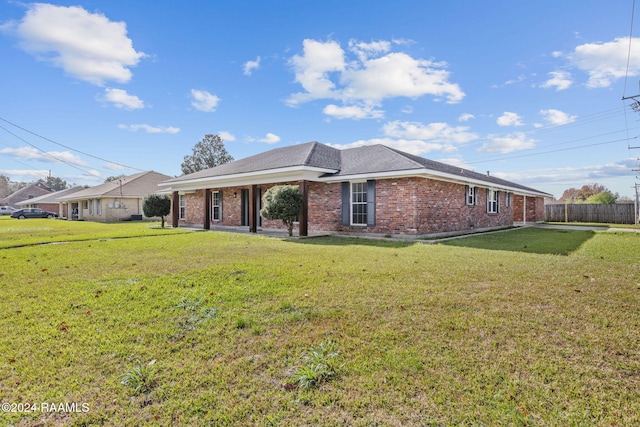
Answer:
288;235;416;249
441;228;597;255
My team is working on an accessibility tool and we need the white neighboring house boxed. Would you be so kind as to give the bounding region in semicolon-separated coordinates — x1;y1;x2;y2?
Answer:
57;171;172;222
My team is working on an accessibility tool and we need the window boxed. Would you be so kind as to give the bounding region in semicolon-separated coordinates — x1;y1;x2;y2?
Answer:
465;185;478;205
487;189;499;213
179;195;186;220
96;199;102;215
351;182;367;225
211;191;221;221
505;192;512;208
88;199;93;215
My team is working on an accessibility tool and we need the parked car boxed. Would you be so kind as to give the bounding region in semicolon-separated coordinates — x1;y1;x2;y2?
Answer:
10;208;58;219
0;206;16;215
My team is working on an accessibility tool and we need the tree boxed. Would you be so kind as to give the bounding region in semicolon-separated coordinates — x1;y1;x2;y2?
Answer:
104;174;126;183
260;185;303;237
142;194;172;228
0;175;11;199
584;191;618;204
44;176;68;191
181;134;234;175
559;183;610;202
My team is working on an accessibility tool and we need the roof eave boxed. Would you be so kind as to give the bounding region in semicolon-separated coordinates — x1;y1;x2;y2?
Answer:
320;168;552;198
159;165;338;192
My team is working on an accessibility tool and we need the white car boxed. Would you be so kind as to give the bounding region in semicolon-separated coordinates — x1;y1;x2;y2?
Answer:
0;206;16;216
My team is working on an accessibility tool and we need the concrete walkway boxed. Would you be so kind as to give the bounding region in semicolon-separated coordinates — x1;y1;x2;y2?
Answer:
528;223;640;233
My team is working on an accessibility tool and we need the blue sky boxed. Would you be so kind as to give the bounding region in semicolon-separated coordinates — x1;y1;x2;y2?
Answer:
1;1;640;199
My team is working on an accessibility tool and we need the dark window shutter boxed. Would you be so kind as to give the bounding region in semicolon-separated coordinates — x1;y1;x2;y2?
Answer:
465;185;469;205
475;187;479;205
341;182;350;226
366;180;376;226
486;188;490;212
496;191;500;213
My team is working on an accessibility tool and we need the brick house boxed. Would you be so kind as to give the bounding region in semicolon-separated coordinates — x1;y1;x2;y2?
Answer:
159;142;551;237
0;180;52;208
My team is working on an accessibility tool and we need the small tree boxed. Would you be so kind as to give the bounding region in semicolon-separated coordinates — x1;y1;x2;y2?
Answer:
260;185;303;237
143;194;172;228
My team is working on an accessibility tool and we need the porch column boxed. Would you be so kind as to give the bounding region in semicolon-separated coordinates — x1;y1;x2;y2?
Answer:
204;189;211;230
172;191;179;227
248;184;258;233
298;180;309;236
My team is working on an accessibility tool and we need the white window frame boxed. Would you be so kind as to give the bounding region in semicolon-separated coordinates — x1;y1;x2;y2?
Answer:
466;185;477;205
487;189;498;214
179;195;186;220
350;181;367;226
211;191;221;221
505;192;512;208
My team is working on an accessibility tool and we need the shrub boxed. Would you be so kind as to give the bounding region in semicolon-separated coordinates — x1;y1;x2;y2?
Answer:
260;185;303;237
288;339;341;390
120;360;159;396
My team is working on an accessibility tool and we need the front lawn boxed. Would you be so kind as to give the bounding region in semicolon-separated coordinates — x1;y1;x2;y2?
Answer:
0;220;638;426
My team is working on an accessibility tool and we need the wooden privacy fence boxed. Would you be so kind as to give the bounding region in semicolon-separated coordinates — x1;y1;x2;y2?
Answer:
544;203;636;224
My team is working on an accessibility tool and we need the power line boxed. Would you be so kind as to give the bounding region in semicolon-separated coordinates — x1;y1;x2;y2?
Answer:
0;116;145;172
0;124;102;178
467;136;636;165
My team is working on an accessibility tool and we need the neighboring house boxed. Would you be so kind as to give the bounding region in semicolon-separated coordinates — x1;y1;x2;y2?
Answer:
58;171;172;222
0;180;52;208
159;142;552;237
15;187;85;217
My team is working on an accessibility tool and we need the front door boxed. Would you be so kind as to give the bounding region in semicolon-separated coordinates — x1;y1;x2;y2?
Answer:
240;188;261;227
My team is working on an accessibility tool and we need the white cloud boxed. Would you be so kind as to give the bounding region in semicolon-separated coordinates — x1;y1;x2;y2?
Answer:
118;124;180;134
287;39;346;105
327;119;478;156
102;88;144;109
497;112;524;127
329;138;449;156
538;109;577;125
458;113;475;122
1;3;145;85
0;169;50;179
286;38;465;112
254;133;280;144
243;56;260;76
323;104;384;120
218;131;236;142
0;147;88;166
382;120;478;145
567;36;640;88
540;71;573;91
493;158;636;184
190;89;220;112
478;132;536;154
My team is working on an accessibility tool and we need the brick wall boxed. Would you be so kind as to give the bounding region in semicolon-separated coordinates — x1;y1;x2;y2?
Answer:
513;195;545;223
172;178;525;235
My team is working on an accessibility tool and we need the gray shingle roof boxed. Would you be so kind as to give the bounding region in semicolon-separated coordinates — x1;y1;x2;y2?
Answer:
164;141;340;182
164;142;551;197
58;171;172;200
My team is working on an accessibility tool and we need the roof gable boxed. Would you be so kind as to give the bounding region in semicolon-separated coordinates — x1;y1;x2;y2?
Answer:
165;141;340;183
59;171;172;200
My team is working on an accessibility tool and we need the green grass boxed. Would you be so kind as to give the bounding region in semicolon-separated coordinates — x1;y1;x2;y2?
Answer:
0;216;190;249
544;221;640;230
0;219;639;425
